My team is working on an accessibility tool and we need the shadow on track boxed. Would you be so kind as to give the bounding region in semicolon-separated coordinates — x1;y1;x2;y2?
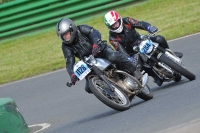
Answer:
151;79;191;92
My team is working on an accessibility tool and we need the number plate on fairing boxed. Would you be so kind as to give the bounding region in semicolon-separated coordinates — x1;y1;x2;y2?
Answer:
73;61;91;80
139;40;153;54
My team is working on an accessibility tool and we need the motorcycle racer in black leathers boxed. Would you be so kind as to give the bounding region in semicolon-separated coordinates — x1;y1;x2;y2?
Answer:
56;18;148;93
104;10;183;86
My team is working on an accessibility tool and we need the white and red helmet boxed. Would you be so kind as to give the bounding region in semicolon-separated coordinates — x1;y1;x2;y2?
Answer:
104;10;123;33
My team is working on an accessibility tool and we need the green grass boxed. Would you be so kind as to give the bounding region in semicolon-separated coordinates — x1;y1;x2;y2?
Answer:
0;0;200;85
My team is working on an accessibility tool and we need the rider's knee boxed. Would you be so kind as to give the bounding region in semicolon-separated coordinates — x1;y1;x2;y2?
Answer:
154;35;169;48
155;35;166;44
107;51;119;62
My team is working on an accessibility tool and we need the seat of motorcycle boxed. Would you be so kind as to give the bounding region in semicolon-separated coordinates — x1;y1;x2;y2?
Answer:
174;52;183;58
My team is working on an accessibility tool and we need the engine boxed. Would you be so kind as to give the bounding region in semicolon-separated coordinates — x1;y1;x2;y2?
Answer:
122;77;138;91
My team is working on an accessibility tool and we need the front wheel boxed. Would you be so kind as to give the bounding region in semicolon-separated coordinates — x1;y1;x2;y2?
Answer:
89;77;130;111
137;85;153;101
159;54;195;81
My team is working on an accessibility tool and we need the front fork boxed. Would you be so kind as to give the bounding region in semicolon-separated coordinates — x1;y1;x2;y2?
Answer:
157;46;182;64
148;47;174;75
91;66;115;91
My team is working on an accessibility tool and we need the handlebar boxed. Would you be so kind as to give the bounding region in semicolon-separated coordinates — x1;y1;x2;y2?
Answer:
138;30;162;42
148;30;161;36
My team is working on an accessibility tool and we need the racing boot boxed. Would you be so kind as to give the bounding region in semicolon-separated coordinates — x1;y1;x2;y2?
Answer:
152;74;163;86
143;67;163;86
142;73;149;86
133;70;149;86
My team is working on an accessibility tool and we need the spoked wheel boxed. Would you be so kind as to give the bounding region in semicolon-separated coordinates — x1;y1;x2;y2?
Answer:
159;54;195;81
89;77;130;111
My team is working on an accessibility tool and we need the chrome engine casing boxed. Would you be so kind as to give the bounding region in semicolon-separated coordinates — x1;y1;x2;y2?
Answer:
123;77;138;91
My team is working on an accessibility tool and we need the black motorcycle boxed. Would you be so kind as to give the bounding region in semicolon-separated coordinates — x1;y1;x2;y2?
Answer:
131;32;195;84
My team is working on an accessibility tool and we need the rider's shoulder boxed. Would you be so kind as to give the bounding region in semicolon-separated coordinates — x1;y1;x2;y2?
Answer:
77;25;93;32
123;17;131;23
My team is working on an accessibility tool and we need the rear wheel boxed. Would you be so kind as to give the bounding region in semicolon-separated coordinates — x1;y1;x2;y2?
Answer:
159;54;195;81
137;85;153;101
89;77;130;111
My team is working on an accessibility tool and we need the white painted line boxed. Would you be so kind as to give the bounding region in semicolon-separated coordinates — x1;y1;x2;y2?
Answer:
28;123;51;133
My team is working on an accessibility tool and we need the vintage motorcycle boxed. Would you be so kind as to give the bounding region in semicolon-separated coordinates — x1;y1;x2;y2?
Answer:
67;54;153;111
131;32;195;84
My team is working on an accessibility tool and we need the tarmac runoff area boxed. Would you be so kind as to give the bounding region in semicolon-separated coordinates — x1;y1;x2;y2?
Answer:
27;119;200;133
156;118;200;133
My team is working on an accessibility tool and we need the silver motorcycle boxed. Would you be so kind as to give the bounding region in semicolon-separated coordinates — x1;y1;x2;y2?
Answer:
67;54;153;111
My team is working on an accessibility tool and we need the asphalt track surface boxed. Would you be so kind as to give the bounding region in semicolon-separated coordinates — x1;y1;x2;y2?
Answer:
0;33;200;133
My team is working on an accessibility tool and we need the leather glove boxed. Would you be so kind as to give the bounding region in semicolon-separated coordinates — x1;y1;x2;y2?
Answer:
70;73;78;85
147;26;158;34
92;43;101;56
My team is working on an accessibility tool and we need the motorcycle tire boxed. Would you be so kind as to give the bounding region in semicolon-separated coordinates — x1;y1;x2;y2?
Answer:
89;76;130;111
159;54;195;81
137;85;153;101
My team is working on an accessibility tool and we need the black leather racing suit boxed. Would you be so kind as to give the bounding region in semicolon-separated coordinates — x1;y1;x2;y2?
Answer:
62;25;137;93
109;17;169;54
109;17;169;86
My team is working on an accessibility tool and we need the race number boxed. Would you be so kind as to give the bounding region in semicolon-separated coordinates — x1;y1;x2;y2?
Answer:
73;61;91;80
139;40;153;54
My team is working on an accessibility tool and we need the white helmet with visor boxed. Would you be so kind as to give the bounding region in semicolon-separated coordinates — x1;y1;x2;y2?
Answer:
104;10;123;33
